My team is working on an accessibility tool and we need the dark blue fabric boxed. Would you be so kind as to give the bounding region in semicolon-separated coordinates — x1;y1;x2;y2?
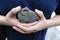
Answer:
0;0;58;40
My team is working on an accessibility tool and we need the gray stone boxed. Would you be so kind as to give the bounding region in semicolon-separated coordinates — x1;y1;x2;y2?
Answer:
17;7;39;23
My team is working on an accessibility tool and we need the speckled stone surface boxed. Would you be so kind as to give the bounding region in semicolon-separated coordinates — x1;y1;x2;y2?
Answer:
17;7;39;23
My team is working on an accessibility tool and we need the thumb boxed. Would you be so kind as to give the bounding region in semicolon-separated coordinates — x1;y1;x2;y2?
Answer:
6;6;21;17
35;9;45;20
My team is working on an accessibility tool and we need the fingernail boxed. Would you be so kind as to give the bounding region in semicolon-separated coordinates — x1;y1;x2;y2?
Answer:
13;27;16;29
35;9;39;11
16;6;21;10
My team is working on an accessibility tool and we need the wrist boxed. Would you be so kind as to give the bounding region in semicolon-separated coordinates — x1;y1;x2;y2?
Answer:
39;20;49;30
43;20;49;29
41;19;51;29
46;19;53;28
0;15;6;25
0;15;11;26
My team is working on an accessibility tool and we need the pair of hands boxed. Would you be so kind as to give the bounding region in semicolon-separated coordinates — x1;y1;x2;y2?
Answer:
5;6;47;34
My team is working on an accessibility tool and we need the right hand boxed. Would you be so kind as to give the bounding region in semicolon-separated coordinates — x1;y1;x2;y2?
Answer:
4;6;22;27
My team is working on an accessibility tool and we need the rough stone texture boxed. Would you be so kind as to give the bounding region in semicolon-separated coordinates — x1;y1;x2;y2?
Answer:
17;7;39;23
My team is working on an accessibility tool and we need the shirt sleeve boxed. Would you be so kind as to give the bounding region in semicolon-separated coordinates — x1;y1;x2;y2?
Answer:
55;0;60;15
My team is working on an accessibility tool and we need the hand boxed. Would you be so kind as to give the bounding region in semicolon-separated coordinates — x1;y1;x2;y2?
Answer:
2;6;37;33
13;9;48;34
5;6;37;26
4;6;21;27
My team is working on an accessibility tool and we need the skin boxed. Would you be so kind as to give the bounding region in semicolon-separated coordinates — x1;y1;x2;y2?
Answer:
0;6;60;34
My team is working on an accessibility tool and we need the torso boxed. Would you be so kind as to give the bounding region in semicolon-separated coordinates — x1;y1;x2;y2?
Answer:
0;0;58;40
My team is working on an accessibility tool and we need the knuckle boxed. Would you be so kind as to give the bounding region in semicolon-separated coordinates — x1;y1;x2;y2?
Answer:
11;8;16;13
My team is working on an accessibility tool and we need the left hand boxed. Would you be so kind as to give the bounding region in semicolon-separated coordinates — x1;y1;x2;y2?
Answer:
13;9;48;34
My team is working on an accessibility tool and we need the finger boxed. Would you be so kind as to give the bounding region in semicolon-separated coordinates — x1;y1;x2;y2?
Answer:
13;26;26;34
17;24;38;33
13;26;32;34
19;26;37;33
6;6;21;17
21;21;38;27
35;9;45;20
16;22;37;32
17;24;29;31
17;25;34;32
